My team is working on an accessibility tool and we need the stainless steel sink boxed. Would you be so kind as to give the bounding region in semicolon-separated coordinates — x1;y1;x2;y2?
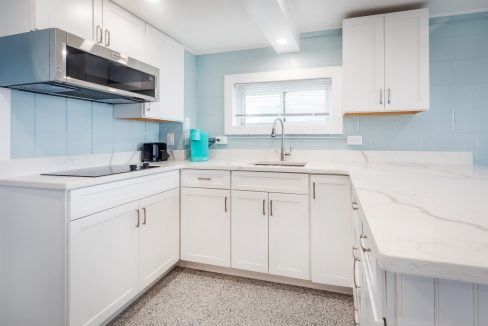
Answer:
253;161;307;167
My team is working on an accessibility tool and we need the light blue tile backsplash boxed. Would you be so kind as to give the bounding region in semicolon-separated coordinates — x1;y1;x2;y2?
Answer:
189;12;488;164
10;92;160;158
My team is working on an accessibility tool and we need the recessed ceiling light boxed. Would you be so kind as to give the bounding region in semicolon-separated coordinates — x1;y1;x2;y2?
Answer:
276;38;288;46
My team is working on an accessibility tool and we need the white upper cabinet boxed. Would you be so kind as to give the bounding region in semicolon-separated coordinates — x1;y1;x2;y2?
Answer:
101;0;145;59
113;24;185;122
343;14;385;113
343;8;429;114
0;0;94;39
35;0;94;40
384;9;429;111
143;24;185;122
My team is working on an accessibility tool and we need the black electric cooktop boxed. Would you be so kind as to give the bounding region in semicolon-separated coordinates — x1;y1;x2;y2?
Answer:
41;164;160;177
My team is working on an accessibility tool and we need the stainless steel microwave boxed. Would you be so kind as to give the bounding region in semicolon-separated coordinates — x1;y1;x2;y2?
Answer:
0;28;159;104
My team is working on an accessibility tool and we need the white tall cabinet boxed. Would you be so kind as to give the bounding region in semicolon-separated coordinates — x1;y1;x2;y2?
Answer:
343;8;429;114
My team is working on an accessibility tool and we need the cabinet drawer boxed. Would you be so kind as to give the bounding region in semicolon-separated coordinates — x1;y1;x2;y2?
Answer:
69;171;179;220
181;169;230;189
232;171;309;194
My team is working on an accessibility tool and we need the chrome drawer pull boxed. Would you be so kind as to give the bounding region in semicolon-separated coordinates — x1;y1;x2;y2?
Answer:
352;202;359;210
359;234;371;252
198;177;212;181
353;247;361;289
136;209;140;228
354;308;360;325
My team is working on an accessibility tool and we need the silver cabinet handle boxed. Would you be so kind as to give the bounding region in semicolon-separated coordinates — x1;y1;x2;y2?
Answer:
354;308;360;325
270;200;273;216
379;89;383;105
142;207;147;225
198;177;212;181
359;234;371;252
387;88;391;105
353;247;361;289
96;25;103;44
224;196;228;212
136;209;140;228
312;182;316;199
104;29;110;47
352;202;359;210
263;199;266;216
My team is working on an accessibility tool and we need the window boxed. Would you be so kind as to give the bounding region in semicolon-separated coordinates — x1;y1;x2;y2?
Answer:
224;67;343;135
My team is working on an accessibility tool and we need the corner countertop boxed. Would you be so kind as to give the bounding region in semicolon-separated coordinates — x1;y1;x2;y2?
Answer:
1;159;488;286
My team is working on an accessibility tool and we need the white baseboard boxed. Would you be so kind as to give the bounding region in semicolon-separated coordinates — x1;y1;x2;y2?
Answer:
178;260;353;295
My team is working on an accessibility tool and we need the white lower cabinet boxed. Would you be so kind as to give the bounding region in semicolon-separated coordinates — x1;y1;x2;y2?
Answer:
311;175;353;287
69;185;179;326
181;187;231;267
139;189;180;288
69;201;140;326
231;190;269;273
268;192;309;279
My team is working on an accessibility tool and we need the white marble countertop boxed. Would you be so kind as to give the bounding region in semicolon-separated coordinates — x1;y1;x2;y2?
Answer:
1;159;488;285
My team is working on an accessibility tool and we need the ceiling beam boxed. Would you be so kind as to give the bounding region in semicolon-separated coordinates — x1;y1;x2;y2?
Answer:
240;0;300;53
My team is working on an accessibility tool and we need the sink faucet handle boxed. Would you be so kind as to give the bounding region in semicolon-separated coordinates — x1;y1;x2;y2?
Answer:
284;147;292;156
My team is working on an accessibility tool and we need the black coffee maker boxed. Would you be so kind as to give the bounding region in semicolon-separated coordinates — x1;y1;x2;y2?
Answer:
142;143;170;162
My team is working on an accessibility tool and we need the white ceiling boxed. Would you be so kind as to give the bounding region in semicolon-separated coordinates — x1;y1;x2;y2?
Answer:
113;0;488;54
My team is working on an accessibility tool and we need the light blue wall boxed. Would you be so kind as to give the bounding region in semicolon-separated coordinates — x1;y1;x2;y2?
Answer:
159;50;197;150
10;92;160;158
195;12;488;164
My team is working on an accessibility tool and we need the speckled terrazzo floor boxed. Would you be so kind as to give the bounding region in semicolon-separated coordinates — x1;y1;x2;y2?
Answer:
109;267;354;326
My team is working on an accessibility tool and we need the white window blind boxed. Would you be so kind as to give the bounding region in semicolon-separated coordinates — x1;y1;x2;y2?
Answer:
234;78;331;126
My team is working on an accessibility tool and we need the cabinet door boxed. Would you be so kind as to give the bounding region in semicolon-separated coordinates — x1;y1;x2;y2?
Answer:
35;0;94;40
385;9;429;111
231;190;268;273
269;193;309;280
143;24;185;122
343;14;385;113
360;261;385;326
311;175;353;287
181;187;231;267
69;201;139;326
139;189;179;289
102;0;144;59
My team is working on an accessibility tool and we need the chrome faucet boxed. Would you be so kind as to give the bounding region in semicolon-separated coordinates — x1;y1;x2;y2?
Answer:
270;118;291;161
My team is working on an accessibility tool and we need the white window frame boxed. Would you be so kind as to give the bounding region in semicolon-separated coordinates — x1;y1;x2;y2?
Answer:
224;67;343;135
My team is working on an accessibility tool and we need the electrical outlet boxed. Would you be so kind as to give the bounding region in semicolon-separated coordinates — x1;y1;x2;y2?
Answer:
347;135;362;146
214;135;228;145
167;133;175;146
